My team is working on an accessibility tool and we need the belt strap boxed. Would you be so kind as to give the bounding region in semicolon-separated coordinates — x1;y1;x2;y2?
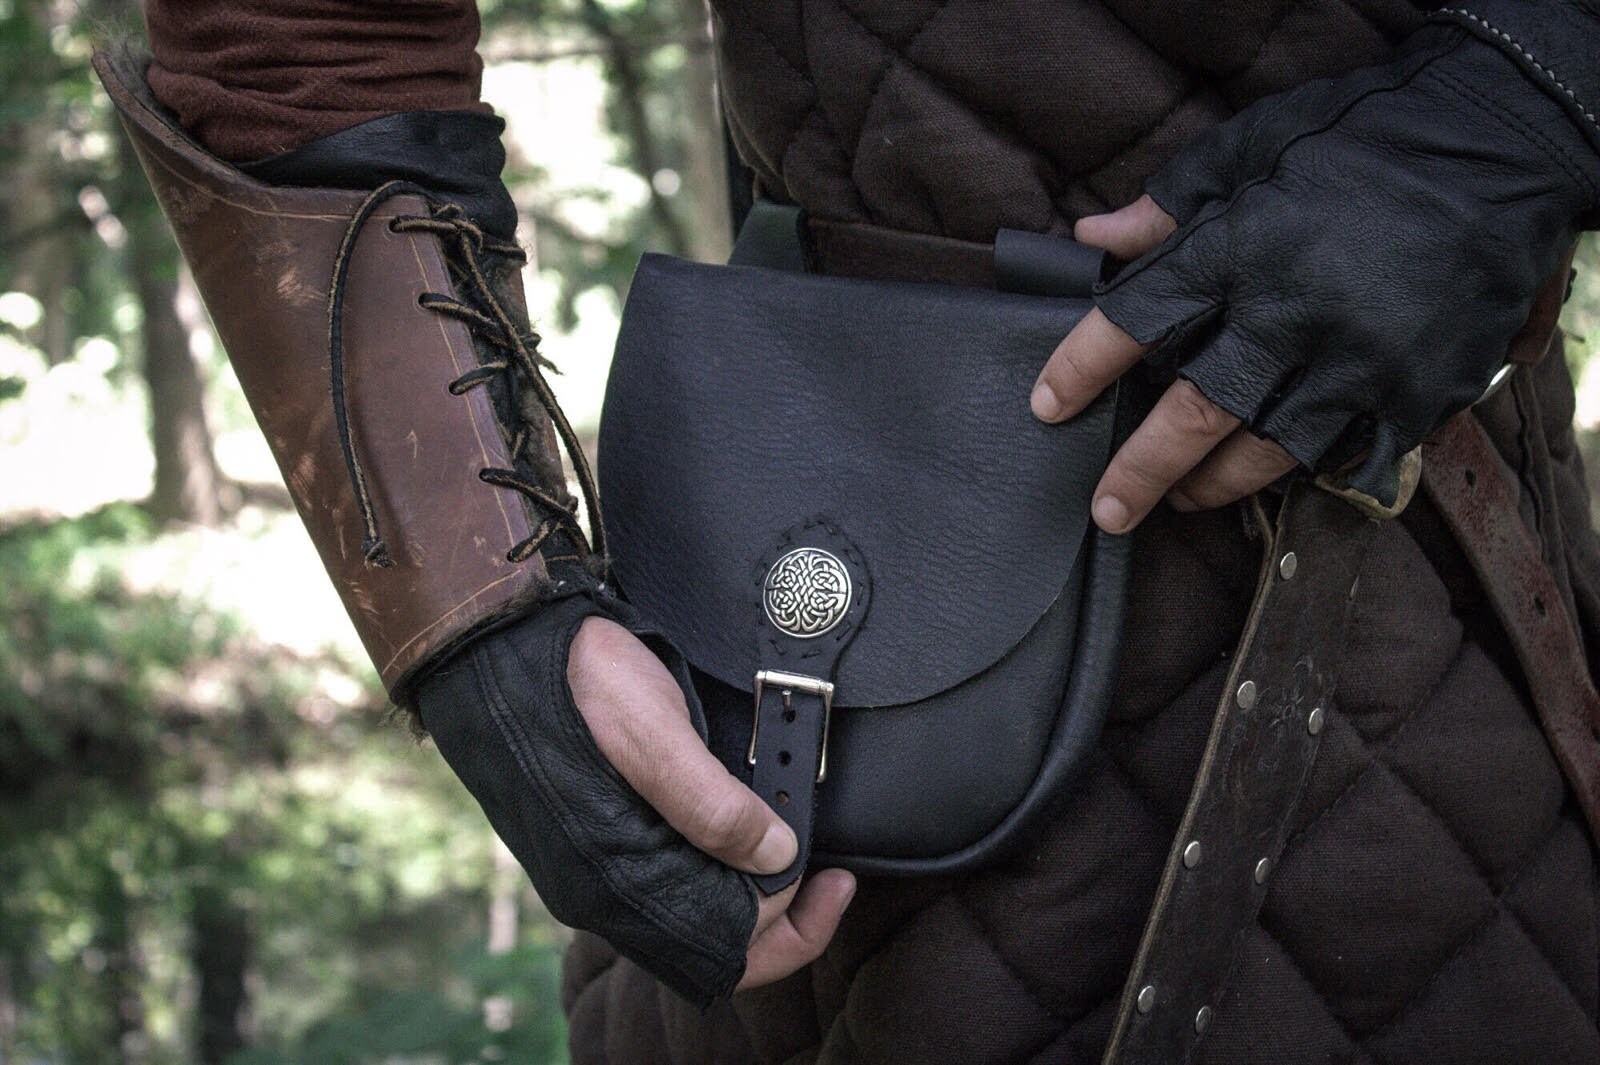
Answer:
746;519;873;894
1419;412;1600;838
807;217;996;287
1103;484;1376;1064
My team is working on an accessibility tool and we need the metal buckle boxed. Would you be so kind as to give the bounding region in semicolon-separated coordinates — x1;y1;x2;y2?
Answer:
748;669;835;784
1476;362;1516;406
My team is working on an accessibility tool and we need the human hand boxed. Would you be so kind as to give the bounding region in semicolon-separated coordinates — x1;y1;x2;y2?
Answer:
567;614;856;991
416;591;854;1008
1031;24;1597;530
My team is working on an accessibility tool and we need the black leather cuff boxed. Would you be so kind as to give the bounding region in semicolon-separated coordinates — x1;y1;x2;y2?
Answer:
1439;1;1600;164
416;580;757;1008
238;110;519;241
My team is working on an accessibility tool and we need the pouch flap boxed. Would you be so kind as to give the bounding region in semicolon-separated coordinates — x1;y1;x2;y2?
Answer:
599;253;1111;706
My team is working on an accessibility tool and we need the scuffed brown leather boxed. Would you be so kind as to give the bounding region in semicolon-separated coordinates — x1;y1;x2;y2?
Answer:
1105;488;1375;1064
95;52;550;699
1422;411;1600;840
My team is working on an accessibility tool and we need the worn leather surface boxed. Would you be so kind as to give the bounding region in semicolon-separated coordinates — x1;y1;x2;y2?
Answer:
96;51;549;699
1444;1;1600;160
1096;26;1600;506
1106;488;1375;1064
603;254;1111;704
416;583;757;1009
600;253;1132;870
1421;412;1600;840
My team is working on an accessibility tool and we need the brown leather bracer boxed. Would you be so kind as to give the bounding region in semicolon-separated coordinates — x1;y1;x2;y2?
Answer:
95;52;581;702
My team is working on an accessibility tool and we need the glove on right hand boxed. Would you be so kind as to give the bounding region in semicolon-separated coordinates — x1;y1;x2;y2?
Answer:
415;584;757;1008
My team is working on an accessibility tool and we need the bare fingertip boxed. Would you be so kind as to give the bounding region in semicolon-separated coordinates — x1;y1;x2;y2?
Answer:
753;821;798;875
1092;494;1131;534
1031;382;1065;422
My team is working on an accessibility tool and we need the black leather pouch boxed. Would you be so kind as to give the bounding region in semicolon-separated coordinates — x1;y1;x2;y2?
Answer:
598;209;1130;885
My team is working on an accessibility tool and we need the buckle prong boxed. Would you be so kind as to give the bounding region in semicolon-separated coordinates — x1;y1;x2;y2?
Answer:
749;669;835;784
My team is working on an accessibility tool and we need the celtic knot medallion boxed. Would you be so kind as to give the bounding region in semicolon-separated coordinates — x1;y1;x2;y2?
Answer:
763;547;853;639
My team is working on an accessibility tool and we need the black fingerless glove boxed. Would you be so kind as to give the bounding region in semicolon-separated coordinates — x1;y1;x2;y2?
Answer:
1096;18;1600;506
414;570;757;1008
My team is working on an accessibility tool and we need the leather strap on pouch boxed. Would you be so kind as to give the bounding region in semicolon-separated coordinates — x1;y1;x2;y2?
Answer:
747;520;872;893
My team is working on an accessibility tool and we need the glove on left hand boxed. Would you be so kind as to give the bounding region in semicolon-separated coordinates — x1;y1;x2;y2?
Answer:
1095;23;1599;506
415;581;760;1008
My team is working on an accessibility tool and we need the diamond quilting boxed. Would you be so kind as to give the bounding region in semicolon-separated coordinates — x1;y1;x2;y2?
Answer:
564;1;1600;1056
721;0;1418;234
1261;764;1499;1035
1379;644;1566;888
1363;910;1600;1064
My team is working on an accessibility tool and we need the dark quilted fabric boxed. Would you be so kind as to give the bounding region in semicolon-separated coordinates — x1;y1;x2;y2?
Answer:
713;0;1430;238
565;2;1600;1061
565;407;1600;1062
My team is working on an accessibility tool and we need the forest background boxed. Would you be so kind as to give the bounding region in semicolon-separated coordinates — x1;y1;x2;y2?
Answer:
1;1;1598;1062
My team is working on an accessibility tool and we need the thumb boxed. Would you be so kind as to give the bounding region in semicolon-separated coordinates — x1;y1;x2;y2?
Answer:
1074;194;1177;261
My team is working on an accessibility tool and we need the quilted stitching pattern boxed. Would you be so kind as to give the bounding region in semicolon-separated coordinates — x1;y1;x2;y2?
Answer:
714;0;1420;238
564;2;1600;1060
566;507;1600;1065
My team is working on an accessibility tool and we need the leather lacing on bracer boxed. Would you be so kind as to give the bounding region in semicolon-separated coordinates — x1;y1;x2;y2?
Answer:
326;179;604;570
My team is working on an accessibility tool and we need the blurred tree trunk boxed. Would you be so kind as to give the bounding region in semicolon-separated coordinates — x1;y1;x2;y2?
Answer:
94;875;146;1065
578;0;692;257
673;0;732;261
7;103;75;365
0;958;16;1062
191;887;249;1065
115;130;227;527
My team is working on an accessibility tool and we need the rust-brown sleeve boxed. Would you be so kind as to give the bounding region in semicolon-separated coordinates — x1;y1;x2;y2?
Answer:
143;0;491;161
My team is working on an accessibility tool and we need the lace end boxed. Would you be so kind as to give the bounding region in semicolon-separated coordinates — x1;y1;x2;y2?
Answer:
363;538;396;568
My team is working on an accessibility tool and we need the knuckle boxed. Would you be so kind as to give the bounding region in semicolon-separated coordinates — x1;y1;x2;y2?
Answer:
1045;350;1096;395
1168;382;1233;437
695;790;760;856
1115;451;1168;495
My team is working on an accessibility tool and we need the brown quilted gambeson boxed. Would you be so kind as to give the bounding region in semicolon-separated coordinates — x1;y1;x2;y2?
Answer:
565;2;1600;1062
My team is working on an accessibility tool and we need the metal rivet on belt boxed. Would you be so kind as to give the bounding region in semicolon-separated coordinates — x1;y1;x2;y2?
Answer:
1236;680;1257;710
1195;1005;1213;1035
1254;857;1272;885
1278;551;1298;580
1183;840;1203;869
1137;984;1157;1014
1307;705;1326;736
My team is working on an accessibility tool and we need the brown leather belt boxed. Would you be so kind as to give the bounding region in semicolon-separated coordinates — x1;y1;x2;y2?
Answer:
807;216;1000;286
804;214;1600;1064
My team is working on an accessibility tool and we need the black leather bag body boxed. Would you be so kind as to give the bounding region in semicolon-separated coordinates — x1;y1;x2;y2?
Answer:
598;211;1131;881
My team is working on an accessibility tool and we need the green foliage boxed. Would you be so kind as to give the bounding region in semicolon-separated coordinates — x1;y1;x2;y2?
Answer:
0;508;569;1063
1564;234;1600;379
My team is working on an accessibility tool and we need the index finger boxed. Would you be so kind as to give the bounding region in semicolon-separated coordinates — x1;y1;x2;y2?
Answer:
1031;308;1146;423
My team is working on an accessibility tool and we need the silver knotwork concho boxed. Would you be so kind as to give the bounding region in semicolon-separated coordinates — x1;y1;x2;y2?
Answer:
763;547;853;639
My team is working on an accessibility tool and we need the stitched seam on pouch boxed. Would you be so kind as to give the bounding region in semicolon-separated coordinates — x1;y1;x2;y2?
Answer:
1439;10;1598;133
